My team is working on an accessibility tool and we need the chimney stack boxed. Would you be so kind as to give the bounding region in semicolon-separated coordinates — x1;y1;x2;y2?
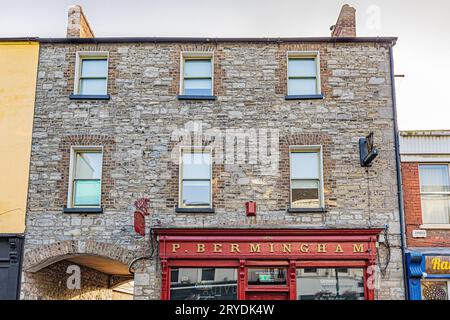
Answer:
331;4;356;37
66;5;95;38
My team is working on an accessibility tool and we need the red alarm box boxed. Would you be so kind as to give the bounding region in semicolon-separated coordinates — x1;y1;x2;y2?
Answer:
134;211;146;237
245;201;257;217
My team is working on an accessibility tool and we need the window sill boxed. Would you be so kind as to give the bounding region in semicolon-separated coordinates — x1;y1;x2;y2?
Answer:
69;94;111;100
285;94;324;100
287;207;327;213
63;207;103;214
177;95;217;101
175;207;215;214
420;224;450;230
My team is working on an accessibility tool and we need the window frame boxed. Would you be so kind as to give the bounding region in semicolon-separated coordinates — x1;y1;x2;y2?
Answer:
286;51;321;97
179;52;214;97
74;51;109;96
178;146;213;209
289;145;325;209
67;146;104;209
418;163;450;226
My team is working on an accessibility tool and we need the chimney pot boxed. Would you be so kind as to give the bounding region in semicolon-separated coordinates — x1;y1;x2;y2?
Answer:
331;4;356;37
66;5;95;38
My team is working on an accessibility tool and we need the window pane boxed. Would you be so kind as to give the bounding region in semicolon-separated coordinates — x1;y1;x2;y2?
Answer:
421;194;450;224
291;152;319;179
80;79;107;95
421;281;449;300
291;179;320;208
247;268;286;285
202;268;215;281
81;59;107;77
182;180;211;206
184;59;212;78
73;180;101;206
288;58;316;77
184;79;212;96
419;165;450;193
288;78;317;95
297;268;365;300
182;152;211;179
170;268;237;300
75;152;102;179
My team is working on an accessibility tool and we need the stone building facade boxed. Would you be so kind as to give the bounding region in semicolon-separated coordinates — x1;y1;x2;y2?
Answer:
21;5;405;300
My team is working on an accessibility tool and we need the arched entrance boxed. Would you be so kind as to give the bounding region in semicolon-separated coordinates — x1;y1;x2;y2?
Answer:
21;240;137;300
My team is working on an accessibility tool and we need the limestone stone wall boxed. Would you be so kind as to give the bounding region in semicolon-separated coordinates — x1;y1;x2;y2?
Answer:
24;40;404;300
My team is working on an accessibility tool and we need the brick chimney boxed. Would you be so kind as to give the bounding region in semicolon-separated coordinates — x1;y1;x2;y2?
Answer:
331;4;356;37
66;5;95;38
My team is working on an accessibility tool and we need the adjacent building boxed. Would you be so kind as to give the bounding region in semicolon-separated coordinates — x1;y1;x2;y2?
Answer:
0;39;39;299
401;130;450;300
20;4;405;300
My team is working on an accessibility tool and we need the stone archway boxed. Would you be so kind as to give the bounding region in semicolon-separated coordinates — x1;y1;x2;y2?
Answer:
21;240;138;300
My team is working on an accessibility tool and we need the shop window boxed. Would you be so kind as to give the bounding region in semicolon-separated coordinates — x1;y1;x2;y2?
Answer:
68;148;103;208
170;268;237;300
287;52;321;96
421;280;449;300
74;52;108;95
181;53;213;96
296;268;364;300
247;268;287;285
419;164;450;224
290;146;324;209
179;148;212;208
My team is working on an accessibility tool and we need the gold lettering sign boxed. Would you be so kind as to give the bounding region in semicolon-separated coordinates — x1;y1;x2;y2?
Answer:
426;256;450;274
197;243;205;253
230;243;241;253
167;242;371;256
353;244;364;253
172;243;180;253
282;244;292;253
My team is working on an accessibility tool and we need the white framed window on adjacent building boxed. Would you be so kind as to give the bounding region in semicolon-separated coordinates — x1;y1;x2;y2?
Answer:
179;147;212;208
419;164;450;225
74;52;109;96
289;146;324;209
180;52;213;97
286;51;321;97
67;147;103;208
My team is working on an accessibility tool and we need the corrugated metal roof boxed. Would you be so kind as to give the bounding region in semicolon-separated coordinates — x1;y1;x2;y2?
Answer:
400;131;450;155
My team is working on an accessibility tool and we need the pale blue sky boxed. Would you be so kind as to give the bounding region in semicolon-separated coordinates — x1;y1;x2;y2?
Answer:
1;0;449;130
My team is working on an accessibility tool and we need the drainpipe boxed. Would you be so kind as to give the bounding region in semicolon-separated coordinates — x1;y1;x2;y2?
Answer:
389;45;409;300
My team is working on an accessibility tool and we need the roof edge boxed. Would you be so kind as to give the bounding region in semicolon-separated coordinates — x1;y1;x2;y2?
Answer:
37;36;397;45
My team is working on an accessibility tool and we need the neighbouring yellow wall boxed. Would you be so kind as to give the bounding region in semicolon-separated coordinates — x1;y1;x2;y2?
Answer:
0;41;39;234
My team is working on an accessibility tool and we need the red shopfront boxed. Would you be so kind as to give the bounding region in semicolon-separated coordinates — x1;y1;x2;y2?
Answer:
155;228;381;300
